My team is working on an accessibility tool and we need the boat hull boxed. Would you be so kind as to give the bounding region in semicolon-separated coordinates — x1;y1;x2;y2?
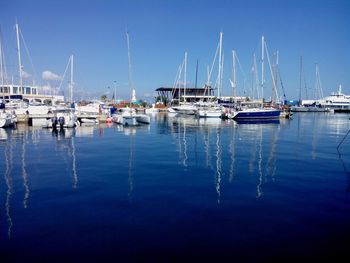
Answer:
232;108;281;119
197;109;222;118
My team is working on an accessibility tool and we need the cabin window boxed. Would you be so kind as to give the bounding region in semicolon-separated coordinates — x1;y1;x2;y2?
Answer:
13;86;18;94
44;99;52;106
25;87;31;94
32;88;37;94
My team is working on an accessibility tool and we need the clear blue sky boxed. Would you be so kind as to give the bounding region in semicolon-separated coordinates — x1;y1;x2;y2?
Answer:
1;0;349;101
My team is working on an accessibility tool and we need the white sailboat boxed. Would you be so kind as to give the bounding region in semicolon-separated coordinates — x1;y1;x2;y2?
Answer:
0;23;64;107
169;52;198;115
43;55;78;129
196;32;225;118
113;32;150;126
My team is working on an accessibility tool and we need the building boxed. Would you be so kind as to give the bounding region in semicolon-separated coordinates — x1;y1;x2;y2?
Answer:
155;85;215;105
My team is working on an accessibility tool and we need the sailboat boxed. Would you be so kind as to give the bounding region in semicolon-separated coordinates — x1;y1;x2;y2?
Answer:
228;36;280;120
0;23;64;106
196;32;224;118
169;52;198;115
113;32;150;126
43;55;78;129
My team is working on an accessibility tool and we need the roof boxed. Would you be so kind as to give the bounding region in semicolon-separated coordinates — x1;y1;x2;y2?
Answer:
155;86;213;92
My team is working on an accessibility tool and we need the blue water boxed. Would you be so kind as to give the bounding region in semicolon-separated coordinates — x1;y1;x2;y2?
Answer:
0;113;349;262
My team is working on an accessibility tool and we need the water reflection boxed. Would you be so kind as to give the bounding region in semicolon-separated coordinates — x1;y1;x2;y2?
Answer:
0;125;83;238
1;113;349;244
51;128;78;188
3;130;13;238
168;115;284;201
337;128;350;192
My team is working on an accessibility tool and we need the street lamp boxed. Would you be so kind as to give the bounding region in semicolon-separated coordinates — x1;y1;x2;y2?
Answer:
113;80;117;104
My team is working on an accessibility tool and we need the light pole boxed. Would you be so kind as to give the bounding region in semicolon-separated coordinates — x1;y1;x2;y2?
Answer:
113;80;117;104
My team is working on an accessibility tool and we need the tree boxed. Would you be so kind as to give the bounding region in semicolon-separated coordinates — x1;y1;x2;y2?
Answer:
101;94;107;102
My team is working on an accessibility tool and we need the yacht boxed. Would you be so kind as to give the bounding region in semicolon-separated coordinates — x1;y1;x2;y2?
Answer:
317;85;350;110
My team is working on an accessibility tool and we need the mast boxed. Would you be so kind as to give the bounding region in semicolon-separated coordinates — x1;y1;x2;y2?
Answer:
0;26;4;88
114;80;117;104
232;50;236;103
184;51;187;102
274;51;279;103
126;31;133;105
194;59;198;89
70;55;74;104
218;32;223;98
299;56;302;104
315;63;323;99
253;52;259;100
261;35;264;105
16;23;23;91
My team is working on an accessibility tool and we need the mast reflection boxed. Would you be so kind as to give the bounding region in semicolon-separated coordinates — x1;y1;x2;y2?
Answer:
3;131;13;238
52;127;79;188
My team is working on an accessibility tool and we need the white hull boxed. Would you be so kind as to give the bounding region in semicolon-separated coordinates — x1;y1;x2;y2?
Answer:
197;109;222;118
170;104;197;115
135;114;151;124
113;113;150;126
43;110;78;128
0;117;12;128
80;118;99;124
0;111;17;128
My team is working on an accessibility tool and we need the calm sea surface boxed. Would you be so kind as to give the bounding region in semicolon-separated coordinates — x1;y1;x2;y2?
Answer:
0;113;349;262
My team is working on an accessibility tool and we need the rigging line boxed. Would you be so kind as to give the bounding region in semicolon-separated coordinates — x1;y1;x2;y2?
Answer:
208;40;220;85
171;64;182;102
234;52;246;79
58;56;71;92
19;29;37;82
0;25;8;85
337;128;350;150
278;69;287;100
264;41;279;101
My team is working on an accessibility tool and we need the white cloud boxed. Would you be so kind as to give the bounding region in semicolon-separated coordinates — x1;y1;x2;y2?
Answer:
21;69;32;79
42;70;62;81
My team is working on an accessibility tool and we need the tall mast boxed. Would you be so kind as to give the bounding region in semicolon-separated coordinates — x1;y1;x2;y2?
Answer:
126;31;133;104
299;56;302;104
218;32;223;98
70;55;74;103
275;50;279;103
232;50;236;101
0;26;4;88
114;80;117;104
194;59;198;89
184;51;187;102
261;35;264;105
15;23;23;90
